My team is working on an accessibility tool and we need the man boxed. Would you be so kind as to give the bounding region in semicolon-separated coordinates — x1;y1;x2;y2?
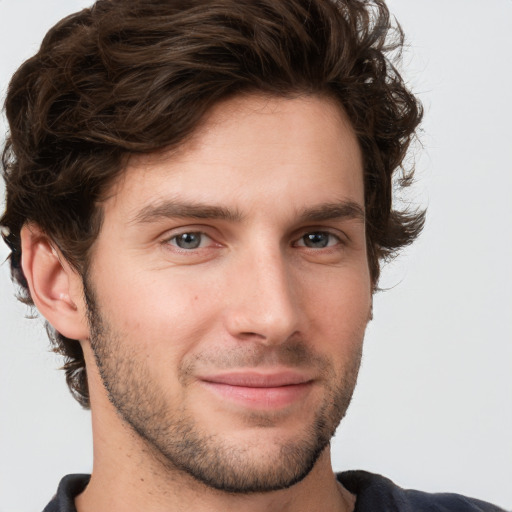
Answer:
0;0;508;511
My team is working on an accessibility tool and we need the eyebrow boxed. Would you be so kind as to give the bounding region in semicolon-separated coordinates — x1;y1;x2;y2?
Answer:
131;198;364;225
131;200;244;224
297;201;365;223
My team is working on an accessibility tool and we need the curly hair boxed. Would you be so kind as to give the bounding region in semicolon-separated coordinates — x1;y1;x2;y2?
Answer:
0;0;424;408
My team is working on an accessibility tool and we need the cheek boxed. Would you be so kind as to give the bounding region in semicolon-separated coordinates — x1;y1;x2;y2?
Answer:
92;264;226;360
298;268;372;347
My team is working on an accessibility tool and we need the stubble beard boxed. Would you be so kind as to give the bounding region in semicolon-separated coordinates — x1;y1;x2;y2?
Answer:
84;282;363;494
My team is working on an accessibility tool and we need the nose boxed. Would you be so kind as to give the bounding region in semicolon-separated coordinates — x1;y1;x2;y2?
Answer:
223;247;300;345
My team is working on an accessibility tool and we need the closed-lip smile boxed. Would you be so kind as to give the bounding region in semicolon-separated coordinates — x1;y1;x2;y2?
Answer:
198;370;314;409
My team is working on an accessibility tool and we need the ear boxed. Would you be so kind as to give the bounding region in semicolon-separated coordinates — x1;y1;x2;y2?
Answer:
20;223;90;340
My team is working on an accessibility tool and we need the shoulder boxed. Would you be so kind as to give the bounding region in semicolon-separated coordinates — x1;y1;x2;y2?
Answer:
43;474;90;512
337;470;507;512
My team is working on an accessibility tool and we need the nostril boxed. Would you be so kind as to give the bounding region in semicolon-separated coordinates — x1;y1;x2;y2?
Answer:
238;331;267;340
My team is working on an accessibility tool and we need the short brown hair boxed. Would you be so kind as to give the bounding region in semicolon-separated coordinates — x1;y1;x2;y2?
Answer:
1;0;424;407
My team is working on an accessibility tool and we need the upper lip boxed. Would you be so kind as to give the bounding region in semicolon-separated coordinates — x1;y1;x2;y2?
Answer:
199;371;313;388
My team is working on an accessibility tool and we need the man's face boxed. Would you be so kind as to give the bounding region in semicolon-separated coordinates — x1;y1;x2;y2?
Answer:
83;94;372;492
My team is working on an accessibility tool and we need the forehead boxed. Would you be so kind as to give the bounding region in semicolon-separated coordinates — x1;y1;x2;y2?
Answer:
104;93;363;219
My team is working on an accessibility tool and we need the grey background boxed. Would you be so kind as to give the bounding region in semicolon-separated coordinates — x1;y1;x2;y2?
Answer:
1;0;511;510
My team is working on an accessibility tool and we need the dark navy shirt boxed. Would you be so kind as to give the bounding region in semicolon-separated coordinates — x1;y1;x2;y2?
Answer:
43;471;508;511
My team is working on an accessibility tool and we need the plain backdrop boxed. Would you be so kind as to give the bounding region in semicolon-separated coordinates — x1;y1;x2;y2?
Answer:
1;1;511;510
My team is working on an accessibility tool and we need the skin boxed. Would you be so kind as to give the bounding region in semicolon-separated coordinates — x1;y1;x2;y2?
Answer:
22;94;371;512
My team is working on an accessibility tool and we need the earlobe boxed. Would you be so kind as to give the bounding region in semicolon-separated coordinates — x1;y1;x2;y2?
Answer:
20;223;90;340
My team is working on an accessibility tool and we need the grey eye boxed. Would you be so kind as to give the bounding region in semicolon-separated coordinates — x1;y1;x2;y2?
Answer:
302;232;331;248
173;232;203;249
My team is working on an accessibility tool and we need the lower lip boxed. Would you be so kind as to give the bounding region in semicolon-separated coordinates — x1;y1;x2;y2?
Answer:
201;381;312;409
